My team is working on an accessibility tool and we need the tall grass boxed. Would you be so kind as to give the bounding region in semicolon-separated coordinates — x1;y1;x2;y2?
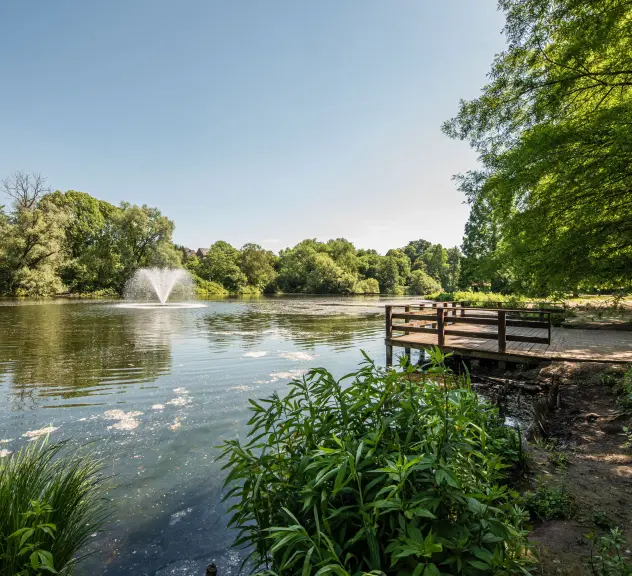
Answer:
220;351;533;576
0;440;110;575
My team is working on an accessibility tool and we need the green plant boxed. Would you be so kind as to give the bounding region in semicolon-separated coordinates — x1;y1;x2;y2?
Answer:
617;368;632;409
531;437;558;452
593;511;615;531
600;374;619;389
587;527;632;575
7;499;58;575
523;485;575;521
548;452;570;471
621;427;632;451
0;439;110;575
220;350;533;576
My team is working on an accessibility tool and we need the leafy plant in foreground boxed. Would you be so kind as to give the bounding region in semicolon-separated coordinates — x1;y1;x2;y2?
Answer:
220;350;533;575
0;439;110;575
586;527;632;576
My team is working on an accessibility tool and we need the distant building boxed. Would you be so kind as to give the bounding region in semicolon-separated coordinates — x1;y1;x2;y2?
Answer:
183;247;195;258
196;248;209;258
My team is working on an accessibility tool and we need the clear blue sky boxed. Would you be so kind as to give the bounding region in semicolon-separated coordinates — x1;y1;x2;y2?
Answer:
0;1;505;254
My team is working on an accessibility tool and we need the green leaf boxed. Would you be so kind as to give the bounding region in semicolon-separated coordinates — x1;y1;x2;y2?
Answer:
37;550;57;573
424;564;441;576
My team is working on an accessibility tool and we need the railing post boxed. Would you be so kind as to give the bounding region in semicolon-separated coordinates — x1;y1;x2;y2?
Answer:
385;305;393;367
460;302;465;317
404;305;410;335
451;302;457;323
498;310;506;353
437;307;445;348
547;311;551;345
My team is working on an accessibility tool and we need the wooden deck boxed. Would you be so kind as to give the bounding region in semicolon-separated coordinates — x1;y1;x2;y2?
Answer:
385;303;632;364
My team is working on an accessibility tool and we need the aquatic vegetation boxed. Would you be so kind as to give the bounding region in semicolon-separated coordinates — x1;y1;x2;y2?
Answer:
0;439;109;575
220;351;532;575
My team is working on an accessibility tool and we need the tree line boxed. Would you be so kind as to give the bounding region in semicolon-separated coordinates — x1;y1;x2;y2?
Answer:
0;171;461;296
180;238;460;295
444;0;632;296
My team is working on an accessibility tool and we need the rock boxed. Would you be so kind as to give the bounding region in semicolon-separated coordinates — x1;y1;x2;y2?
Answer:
584;413;600;422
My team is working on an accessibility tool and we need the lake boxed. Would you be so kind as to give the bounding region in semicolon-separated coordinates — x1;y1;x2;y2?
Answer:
0;296;409;576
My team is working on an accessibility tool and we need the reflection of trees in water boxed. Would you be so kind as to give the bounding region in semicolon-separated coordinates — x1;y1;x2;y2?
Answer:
204;308;383;351
0;304;173;407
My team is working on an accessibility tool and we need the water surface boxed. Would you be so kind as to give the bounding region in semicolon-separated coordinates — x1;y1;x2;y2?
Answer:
0;296;406;575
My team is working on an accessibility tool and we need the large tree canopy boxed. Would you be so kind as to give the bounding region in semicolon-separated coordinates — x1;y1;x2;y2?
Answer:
444;0;632;294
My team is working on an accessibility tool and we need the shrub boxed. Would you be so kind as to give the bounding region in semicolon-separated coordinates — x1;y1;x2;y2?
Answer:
408;270;442;296
353;278;380;294
523;485;575;521
0;440;109;575
193;275;229;296
617;368;632;409
220;351;532;576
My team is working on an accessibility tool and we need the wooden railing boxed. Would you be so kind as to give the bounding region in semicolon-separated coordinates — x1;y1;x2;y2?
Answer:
385;303;552;353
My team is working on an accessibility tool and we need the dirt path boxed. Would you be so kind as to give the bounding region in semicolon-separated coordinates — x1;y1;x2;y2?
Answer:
526;362;632;574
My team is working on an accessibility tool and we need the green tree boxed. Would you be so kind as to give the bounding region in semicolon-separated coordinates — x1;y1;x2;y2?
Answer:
403;239;432;270
240;243;277;291
425;244;448;288
445;247;461;292
408;269;442;295
323;238;359;274
50;190;122;292
115;202;181;287
378;250;411;295
276;240;321;293
305;252;355;294
357;249;383;281
444;0;632;293
199;241;247;292
0;172;69;296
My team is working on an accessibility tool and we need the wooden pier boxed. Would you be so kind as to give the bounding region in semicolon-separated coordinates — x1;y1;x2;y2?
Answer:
385;302;632;365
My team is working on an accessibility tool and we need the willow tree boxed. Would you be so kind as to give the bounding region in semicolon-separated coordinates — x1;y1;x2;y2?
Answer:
445;0;632;293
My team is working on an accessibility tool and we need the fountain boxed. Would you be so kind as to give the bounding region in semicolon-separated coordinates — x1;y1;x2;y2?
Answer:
123;267;197;305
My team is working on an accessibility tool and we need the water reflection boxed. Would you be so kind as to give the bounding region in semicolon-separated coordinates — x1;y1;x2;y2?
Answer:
0;304;174;408
204;301;383;352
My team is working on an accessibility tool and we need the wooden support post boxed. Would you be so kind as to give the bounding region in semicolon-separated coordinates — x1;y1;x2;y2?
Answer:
404;347;411;363
404;305;410;335
460;302;465;317
451;302;457;324
437;307;445;348
498;310;506;353
385;305;393;367
547;312;552;345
